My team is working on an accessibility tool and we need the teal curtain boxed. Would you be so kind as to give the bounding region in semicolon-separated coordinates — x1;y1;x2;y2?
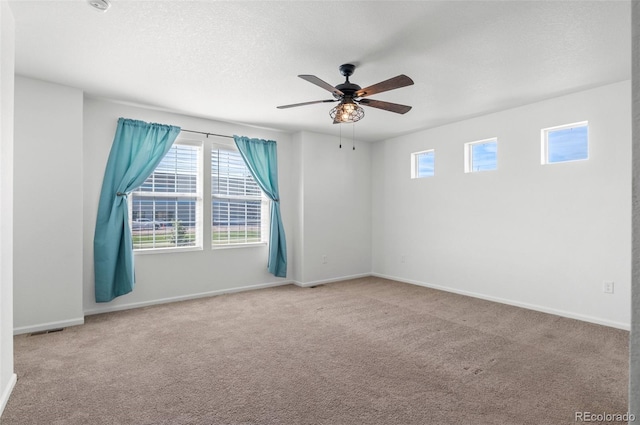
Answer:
233;136;287;278
94;118;181;302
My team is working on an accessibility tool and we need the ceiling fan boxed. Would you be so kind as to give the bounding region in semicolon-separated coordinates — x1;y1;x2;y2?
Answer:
277;64;414;124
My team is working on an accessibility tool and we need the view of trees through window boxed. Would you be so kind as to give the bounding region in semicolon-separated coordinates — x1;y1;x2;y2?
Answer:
130;141;267;251
131;143;201;250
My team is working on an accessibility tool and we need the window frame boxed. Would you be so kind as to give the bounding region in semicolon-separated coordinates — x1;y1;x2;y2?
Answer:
210;141;269;248
130;139;204;254
411;149;435;179
130;135;272;254
541;121;589;165
464;137;498;173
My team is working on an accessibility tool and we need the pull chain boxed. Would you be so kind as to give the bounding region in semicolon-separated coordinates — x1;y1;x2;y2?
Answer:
352;123;356;150
337;122;356;150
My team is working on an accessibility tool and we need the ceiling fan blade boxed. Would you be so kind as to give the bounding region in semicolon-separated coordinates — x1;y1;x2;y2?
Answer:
299;75;344;97
358;98;412;114
277;99;337;109
355;75;414;98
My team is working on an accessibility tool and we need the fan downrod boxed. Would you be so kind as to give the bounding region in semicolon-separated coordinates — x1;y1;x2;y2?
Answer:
336;64;361;95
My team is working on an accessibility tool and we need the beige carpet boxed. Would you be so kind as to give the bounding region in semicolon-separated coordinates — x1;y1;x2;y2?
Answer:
1;277;629;425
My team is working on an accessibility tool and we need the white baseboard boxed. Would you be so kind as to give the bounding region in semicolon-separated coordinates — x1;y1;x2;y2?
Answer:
13;317;85;336
84;280;293;316
372;273;630;331
0;373;17;417
18;273;626;335
293;273;372;288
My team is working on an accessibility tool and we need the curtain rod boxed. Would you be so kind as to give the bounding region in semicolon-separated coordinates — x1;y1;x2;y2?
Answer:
180;129;234;139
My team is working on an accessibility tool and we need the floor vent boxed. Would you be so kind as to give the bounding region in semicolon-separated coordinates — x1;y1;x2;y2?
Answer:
29;328;64;336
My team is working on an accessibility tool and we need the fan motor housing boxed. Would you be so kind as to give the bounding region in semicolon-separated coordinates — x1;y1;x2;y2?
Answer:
335;82;361;97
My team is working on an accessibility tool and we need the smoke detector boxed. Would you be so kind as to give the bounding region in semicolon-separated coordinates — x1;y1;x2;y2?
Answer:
87;0;111;12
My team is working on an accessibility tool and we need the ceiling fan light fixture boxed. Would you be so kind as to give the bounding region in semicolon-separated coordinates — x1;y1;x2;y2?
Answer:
278;64;413;123
330;101;364;123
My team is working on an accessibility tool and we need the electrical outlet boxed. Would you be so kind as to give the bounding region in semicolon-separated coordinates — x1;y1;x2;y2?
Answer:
603;281;614;294
322;255;327;264
401;255;406;264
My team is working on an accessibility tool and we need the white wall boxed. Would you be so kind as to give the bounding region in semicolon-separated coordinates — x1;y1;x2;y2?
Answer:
294;131;372;285
372;81;632;329
13;76;84;334
290;132;304;282
630;0;639;416
0;0;16;416
82;97;296;314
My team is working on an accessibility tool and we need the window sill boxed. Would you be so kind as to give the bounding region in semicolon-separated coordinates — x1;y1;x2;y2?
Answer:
211;242;267;250
134;246;203;255
133;242;267;254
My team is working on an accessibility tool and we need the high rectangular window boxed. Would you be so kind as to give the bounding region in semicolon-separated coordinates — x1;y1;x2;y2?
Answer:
465;138;497;173
131;142;203;250
211;146;268;246
542;121;588;164
411;149;435;178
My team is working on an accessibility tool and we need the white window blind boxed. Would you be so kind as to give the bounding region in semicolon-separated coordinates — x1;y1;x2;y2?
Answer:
131;142;202;250
211;147;267;245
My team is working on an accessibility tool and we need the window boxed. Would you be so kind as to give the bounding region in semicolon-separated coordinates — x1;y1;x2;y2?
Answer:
465;138;497;173
411;149;435;178
542;121;588;164
131;142;203;250
129;137;269;252
211;146;268;246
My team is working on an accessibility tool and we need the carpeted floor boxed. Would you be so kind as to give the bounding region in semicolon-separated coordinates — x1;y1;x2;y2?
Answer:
1;277;629;425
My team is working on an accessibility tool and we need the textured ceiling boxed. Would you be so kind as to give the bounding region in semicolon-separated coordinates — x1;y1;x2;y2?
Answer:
8;0;631;142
